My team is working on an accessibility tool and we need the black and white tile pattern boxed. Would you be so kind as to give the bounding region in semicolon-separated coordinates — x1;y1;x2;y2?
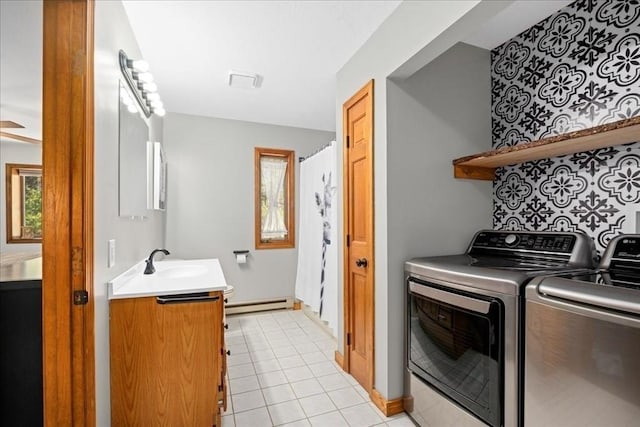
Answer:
491;0;640;254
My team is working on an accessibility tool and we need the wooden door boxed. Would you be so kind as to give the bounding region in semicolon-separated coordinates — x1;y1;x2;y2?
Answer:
42;1;96;426
343;80;374;393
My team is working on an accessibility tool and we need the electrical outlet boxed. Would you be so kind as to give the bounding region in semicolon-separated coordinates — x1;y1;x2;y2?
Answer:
108;239;116;268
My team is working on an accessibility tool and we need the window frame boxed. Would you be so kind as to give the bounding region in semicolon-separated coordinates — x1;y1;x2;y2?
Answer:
5;163;43;244
254;147;295;249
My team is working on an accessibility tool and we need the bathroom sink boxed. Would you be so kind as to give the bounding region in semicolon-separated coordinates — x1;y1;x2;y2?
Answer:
108;258;228;299
156;265;207;279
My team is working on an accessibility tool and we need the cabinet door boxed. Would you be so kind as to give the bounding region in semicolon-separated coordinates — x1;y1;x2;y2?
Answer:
110;292;222;427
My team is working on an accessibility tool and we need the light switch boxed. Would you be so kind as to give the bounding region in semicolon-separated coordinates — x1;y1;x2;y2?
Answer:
108;239;116;268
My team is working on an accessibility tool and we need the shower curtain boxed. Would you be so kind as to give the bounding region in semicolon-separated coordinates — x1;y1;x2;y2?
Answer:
295;141;338;335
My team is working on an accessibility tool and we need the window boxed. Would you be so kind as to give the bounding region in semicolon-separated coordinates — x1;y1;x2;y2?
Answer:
255;147;295;249
5;163;43;243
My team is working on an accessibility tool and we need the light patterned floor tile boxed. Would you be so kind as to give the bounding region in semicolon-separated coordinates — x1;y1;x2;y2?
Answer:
234;406;272;427
317;373;351;391
294;342;319;354
267;400;307;425
253;358;282;374
290;378;324;398
222;413;235;427
386;414;415;426
308;361;339;377
340;402;384;427
280;419;311;427
230;375;260;395
232;389;266;413
228;342;249;354
250;349;277;362
299;393;337;417
301;351;328;365
258;370;289;388
327;387;366;409
353;383;370;399
227;352;252;367
284;366;315;382
228;363;256;379
273;346;298;358
262;383;297;405
224;311;389;427
309;410;349;427
278;355;306;369
226;334;247;345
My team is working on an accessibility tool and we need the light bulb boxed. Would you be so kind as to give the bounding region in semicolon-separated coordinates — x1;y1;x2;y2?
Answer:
134;72;154;83
127;59;149;72
153;107;166;117
150;99;163;108
145;92;160;101
142;82;157;92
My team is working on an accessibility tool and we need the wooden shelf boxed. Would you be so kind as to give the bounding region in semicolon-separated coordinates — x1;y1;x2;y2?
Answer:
453;116;640;180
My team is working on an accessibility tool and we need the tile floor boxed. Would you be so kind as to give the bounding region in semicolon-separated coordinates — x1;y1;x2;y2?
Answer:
223;310;415;427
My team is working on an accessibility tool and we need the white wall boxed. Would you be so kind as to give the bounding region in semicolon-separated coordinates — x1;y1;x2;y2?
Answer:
93;2;166;425
0;141;42;254
386;42;493;397
163;113;334;303
335;0;512;399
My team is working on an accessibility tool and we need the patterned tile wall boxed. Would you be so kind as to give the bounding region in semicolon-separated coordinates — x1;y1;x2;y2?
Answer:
491;0;640;254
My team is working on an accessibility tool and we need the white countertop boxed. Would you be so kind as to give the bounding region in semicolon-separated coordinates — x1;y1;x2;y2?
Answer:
108;258;228;299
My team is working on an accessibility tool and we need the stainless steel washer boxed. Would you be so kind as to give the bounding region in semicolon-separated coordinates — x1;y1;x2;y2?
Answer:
405;230;596;427
524;234;640;427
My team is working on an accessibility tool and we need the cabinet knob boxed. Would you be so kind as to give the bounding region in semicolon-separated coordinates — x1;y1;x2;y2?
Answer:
224;323;229;330
224;298;228;304
226;350;231;356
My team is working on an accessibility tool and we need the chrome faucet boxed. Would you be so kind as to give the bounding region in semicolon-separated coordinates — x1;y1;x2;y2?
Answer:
144;249;170;274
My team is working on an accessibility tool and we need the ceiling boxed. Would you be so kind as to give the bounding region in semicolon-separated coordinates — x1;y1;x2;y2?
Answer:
0;0;574;141
463;0;572;50
121;0;401;131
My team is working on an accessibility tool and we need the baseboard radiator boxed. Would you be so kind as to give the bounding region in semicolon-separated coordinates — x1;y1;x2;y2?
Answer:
225;297;294;315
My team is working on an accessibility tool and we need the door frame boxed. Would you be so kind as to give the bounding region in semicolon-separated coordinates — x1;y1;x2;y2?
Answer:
42;0;96;425
342;79;375;391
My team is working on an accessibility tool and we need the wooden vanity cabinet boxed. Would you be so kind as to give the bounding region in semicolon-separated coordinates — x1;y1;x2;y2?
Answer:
110;291;226;427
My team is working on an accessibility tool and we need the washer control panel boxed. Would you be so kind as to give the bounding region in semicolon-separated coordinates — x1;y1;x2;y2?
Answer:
472;231;576;253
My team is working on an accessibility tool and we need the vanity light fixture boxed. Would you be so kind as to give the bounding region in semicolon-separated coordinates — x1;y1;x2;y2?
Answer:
119;50;166;118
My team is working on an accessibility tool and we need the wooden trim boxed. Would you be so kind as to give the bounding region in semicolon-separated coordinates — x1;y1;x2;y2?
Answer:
453;165;495;181
334;351;344;369
292;301;302;310
342;79;375;392
453;116;640;180
0;131;42;144
5;163;43;243
42;1;95;426
342;94;350;374
254;147;296;249
402;395;414;412
83;1;96;422
0;120;25;128
370;389;404;417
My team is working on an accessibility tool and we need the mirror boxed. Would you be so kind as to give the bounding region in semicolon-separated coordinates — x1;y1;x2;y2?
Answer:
118;82;150;218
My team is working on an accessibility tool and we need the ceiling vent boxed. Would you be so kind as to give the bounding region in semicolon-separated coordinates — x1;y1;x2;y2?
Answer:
228;70;262;89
